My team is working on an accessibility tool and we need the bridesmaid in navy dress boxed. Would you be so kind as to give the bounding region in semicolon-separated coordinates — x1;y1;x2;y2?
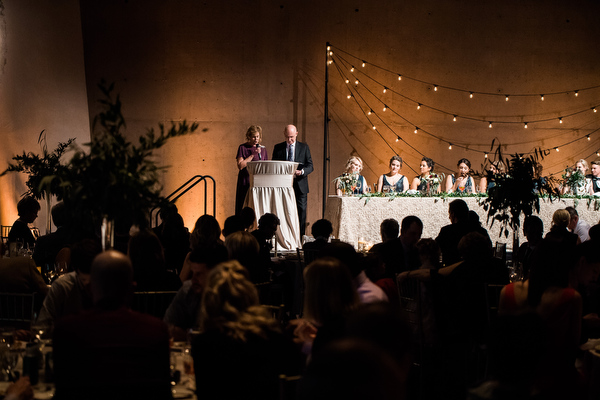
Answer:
377;155;409;193
235;125;268;215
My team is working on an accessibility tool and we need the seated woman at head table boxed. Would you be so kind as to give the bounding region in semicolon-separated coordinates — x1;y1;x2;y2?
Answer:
377;155;409;193
478;160;506;193
445;158;476;194
410;156;439;192
336;156;369;195
561;158;592;195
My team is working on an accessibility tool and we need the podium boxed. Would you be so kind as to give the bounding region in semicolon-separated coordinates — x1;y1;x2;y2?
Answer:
244;160;301;250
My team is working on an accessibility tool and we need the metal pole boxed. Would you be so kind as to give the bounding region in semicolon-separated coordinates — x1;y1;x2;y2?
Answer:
323;42;330;218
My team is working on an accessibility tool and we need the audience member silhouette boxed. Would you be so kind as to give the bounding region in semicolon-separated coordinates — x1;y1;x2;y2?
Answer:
516;215;543;279
303;219;333;252
225;230;267;283
33;202;73;268
566;206;591;243
8;196;40;249
53;250;172;400
251;213;280;267
153;205;190;274
222;215;245;238
239;206;257;232
127;229;181;292
180;214;223;282
164;242;228;341
192;260;301;400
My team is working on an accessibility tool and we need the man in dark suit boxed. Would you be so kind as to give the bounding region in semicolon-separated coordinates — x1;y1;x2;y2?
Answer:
272;124;313;237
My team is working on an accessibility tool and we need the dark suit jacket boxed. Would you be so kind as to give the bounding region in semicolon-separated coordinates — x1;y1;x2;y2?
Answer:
272;141;313;194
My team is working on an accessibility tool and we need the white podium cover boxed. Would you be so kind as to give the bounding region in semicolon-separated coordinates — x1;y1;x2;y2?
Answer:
245;161;301;250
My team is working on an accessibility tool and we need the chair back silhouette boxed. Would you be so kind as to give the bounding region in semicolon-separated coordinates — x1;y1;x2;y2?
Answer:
0;292;36;329
278;374;302;400
484;283;506;327
260;304;286;327
131;291;178;319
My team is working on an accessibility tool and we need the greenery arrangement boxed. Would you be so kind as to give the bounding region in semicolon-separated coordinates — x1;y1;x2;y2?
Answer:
561;167;587;195
2;81;199;236
334;172;360;194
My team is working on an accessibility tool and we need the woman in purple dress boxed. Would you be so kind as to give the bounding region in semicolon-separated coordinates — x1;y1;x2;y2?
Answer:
236;125;268;215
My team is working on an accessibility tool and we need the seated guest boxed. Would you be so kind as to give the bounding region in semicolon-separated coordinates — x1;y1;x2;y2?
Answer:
372;216;422;280
225;231;267;283
33;202;73;268
239;206;257;232
410;156;438;192
153;205;190;274
377;155;409;193
164;243;228;341
222;214;245;238
516;215;544;279
251;213;280;266
179;214;223;282
192;261;301;400
445;158;476;194
2;377;34;400
368;219;400;280
562;159;592;195
545;209;580;247
590;223;600;241
320;242;388;304
436;199;490;266
336;156;369;195
53;250;172;400
127;229;181;292
34;239;102;333
303;218;333;252
499;240;582;399
8;196;40;249
478;160;505;193
0;256;48;296
566;206;591;243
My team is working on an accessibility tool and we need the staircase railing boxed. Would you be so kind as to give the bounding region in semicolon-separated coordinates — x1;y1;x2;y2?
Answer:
152;175;216;226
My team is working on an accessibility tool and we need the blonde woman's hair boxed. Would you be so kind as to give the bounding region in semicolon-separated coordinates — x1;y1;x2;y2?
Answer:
576;159;589;172
303;257;360;326
345;156;364;173
199;260;279;341
551;209;570;229
245;125;263;142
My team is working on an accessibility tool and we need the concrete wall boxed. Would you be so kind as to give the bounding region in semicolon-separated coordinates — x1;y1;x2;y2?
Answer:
0;0;90;233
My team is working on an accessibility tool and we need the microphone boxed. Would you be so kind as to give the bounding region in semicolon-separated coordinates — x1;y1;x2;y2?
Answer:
256;143;262;160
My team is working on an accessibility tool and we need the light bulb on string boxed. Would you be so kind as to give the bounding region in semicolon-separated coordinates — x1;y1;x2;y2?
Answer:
453;115;457;122
434;85;438;92
449;143;453;150
398;75;402;80
414;127;419;134
327;45;331;51
484;153;488;158
347;94;352;99
489;122;493;128
540;95;544;101
597;151;600;157
524;122;528;129
383;87;387;94
372;126;376;130
361;61;366;67
469;92;473;99
329;51;333;56
417;103;421;110
345;79;349;84
555;147;559;152
355;80;359;85
350;66;355;72
367;110;373;115
587;135;591;141
327;60;332;65
594;107;597;113
559;117;563;124
575;91;579;97
382;105;387;112
396;136;400;142
505;95;509;101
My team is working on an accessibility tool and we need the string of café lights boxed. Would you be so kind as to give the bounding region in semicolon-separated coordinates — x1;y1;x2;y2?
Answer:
326;44;600;165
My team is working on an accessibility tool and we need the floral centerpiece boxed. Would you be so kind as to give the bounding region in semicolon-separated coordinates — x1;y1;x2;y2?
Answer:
562;167;587;195
335;172;359;195
420;172;445;195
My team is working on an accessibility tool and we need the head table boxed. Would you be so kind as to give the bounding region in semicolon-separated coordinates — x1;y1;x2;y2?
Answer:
324;195;600;249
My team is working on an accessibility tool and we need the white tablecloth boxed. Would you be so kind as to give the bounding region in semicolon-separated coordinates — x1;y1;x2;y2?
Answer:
245;161;301;250
325;195;600;248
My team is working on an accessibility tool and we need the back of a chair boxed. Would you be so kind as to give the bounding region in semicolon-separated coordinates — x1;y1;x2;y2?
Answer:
0;292;36;329
396;276;423;335
279;374;302;400
484;283;506;327
131;291;178;319
260;304;286;327
1;225;11;240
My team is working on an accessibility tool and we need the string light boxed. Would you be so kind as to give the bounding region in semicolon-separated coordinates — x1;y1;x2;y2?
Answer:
355;80;359;85
594;107;597;113
383;87;387;94
488;122;493;128
554;147;559;152
396;136;400;142
597;151;600;157
434;85;438;92
367;110;373;115
524;122;528;129
327;60;333;65
382;105;387;112
417;103;421;110
347;94;352;99
540;94;544;101
398;75;402;80
327;45;331;51
414;127;419;134
484;153;488;158
372;126;377;130
587;135;591;141
469;92;473;98
453;115;457;122
505;95;509;101
574;91;579;97
350;66;355;72
559;117;563;124
329;51;333;56
362;61;366;67
345;79;350;84
449;143;453;150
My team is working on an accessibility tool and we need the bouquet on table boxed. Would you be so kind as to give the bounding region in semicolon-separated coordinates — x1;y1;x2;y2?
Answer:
562;167;587;195
335;172;359;195
421;172;445;195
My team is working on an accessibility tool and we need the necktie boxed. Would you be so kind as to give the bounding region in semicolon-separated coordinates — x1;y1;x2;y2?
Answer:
287;145;294;162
